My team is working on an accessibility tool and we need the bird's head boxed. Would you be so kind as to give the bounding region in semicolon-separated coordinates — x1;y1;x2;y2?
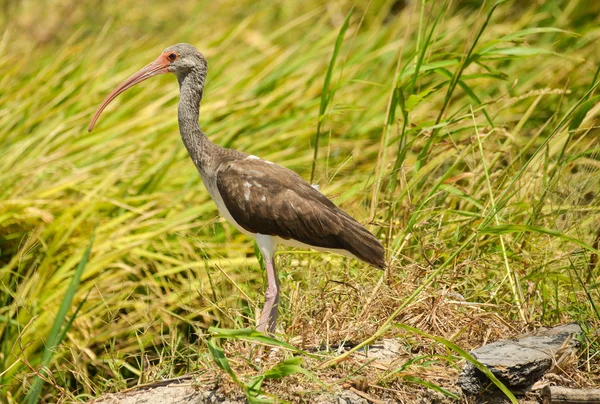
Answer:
88;43;207;132
163;43;208;77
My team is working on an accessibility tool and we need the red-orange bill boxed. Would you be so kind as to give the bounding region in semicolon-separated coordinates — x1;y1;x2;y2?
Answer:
88;55;170;132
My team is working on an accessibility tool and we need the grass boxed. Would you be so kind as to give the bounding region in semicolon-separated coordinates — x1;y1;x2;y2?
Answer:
1;0;599;402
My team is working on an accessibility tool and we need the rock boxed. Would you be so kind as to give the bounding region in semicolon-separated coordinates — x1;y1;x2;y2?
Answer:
314;390;369;404
93;388;242;404
91;379;371;403
92;379;245;404
357;338;402;362
459;323;582;396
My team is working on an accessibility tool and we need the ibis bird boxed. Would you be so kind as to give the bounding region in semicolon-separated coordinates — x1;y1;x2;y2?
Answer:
89;43;385;333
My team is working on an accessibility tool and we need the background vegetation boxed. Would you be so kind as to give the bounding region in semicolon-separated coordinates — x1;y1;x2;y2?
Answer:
1;0;599;402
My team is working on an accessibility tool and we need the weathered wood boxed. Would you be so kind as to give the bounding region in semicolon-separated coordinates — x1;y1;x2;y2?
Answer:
541;386;600;403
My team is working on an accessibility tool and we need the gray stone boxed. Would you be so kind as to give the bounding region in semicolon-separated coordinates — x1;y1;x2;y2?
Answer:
357;338;402;362
314;390;369;404
92;378;245;404
93;385;242;404
459;323;582;396
92;380;371;403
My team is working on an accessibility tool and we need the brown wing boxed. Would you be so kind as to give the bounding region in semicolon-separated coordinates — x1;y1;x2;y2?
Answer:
215;158;385;269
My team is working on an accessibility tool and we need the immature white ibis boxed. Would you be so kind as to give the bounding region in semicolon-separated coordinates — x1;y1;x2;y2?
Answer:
89;43;385;333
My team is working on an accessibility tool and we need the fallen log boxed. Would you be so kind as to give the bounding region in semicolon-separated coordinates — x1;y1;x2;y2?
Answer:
541;386;600;403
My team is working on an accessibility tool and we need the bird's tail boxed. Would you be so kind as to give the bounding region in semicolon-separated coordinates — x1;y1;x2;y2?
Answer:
339;218;386;269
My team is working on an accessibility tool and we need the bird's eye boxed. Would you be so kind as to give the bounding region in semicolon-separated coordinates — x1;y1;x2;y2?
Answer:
167;53;177;62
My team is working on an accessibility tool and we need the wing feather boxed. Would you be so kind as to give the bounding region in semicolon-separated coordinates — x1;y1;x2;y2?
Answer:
215;158;385;269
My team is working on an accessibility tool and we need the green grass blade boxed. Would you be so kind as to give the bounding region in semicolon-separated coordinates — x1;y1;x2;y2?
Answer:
416;0;508;170
482;79;600;227
208;327;318;357
480;224;600;255
25;232;95;404
569;95;600;131
309;7;353;183
480;47;555;57
409;0;448;95
395;324;518;404
402;375;460;400
207;338;241;384
264;357;310;379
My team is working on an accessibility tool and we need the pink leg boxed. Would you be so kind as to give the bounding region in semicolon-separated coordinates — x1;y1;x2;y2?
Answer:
257;256;280;333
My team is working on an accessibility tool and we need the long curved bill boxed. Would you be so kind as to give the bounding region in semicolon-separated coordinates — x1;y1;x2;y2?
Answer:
88;55;170;132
